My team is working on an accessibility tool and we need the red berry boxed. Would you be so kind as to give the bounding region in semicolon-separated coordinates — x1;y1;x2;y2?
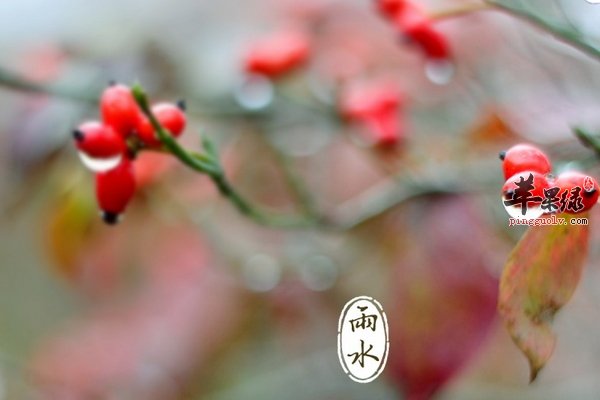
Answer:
135;115;157;147
502;170;549;210
135;102;187;147
341;83;401;119
389;0;427;26
376;0;412;19
340;83;404;148
243;30;310;78
403;21;450;60
95;158;136;224
376;0;451;61
100;84;142;137
73;121;126;158
154;103;186;137
134;151;174;188
500;143;552;180
554;171;599;214
362;111;403;148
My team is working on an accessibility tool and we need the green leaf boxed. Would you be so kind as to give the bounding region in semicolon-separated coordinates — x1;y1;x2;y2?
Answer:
202;135;219;160
498;216;590;382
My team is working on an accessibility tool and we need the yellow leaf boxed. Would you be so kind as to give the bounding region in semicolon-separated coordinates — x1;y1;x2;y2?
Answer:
43;185;96;281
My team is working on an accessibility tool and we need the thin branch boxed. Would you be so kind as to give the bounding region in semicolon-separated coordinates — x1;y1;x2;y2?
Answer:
0;65;263;119
0;66;98;103
132;84;323;229
273;151;320;217
329;162;496;230
429;2;493;20
485;0;600;62
430;0;600;62
258;132;321;219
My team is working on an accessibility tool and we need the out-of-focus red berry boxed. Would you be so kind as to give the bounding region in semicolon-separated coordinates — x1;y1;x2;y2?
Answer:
376;0;411;19
403;21;450;60
100;84;142;137
362;111;403;148
243;30;310;78
341;84;400;119
73;121;126;158
376;0;452;61
387;0;426;24
95;158;136;225
340;83;404;148
134;152;174;188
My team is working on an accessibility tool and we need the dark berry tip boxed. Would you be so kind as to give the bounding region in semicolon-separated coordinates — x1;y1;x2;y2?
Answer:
498;151;506;161
101;211;120;225
108;80;117;87
72;129;84;141
125;147;138;160
176;99;187;112
504;189;514;199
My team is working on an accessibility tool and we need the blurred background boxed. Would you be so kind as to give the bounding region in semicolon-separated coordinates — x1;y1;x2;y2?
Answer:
1;0;600;398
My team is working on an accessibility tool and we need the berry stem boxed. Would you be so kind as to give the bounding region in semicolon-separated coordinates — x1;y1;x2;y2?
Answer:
132;84;323;229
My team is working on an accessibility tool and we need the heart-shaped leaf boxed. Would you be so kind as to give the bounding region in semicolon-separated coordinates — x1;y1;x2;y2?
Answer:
498;215;590;382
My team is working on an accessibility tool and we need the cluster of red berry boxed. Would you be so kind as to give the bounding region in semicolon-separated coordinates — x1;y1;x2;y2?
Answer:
376;0;451;62
241;28;405;149
501;144;599;215
73;83;187;224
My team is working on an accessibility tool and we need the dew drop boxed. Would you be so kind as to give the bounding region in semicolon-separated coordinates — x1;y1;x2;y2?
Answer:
298;254;338;291
425;58;455;85
234;74;274;111
242;254;281;292
78;152;122;173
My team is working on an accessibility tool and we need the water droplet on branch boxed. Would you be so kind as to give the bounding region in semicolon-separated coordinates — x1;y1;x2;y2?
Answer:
234;74;274;110
425;59;455;85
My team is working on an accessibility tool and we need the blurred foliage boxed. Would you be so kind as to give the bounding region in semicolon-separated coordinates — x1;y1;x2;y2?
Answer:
0;0;600;399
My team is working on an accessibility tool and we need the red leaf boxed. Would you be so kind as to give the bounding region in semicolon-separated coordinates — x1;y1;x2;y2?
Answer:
386;196;500;400
498;216;590;381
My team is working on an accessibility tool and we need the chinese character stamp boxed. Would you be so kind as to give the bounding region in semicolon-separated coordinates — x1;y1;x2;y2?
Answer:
337;296;389;383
